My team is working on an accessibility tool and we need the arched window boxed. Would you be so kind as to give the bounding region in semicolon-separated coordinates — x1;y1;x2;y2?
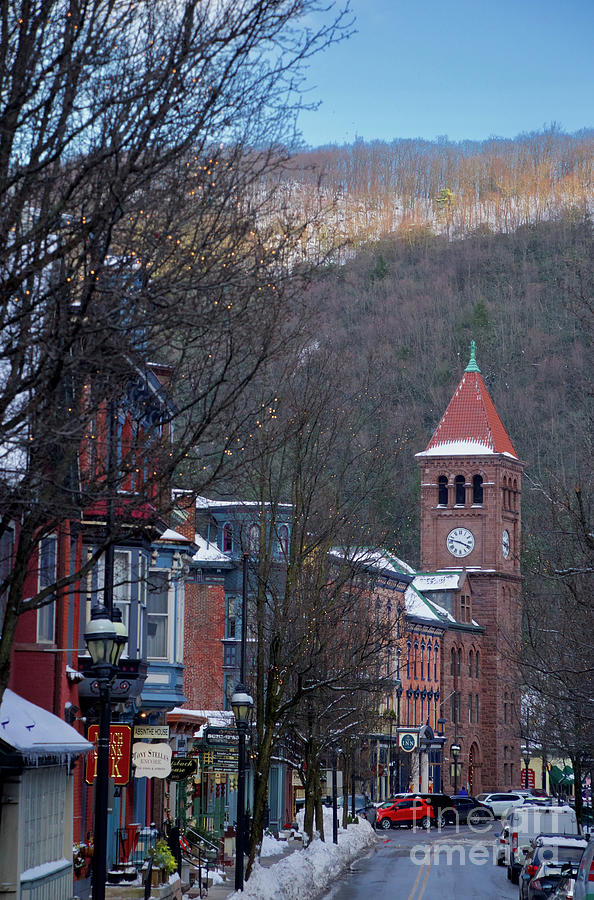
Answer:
434;644;438;681
414;641;418;679
475;650;479;678
502;476;508;509
421;641;425;679
469;650;474;678
248;523;259;553
455;474;466;505
278;524;289;555
223;523;233;553
472;475;483;505
450;647;456;676
438;475;448;506
407;641;411;678
427;644;432;681
512;479;518;510
457;648;462;675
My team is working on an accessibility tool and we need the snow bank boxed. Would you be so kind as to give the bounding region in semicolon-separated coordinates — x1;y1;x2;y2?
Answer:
227;808;377;900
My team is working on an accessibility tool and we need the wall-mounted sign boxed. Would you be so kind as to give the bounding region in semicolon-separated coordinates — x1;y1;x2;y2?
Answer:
132;742;172;779
399;732;418;753
134;725;170;740
168;757;198;781
86;725;132;785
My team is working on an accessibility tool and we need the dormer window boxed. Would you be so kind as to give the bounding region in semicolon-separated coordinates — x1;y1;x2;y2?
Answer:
455;475;466;506
223;523;233;553
472;475;483;505
438;475;448;506
278;524;289;556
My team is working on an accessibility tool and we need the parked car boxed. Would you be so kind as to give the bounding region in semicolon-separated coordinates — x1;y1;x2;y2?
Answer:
333;795;377;827
496;822;510;865
475;791;525;818
507;806;580;883
375;798;434;831
518;835;588;899
445;795;494;826
574;835;594;900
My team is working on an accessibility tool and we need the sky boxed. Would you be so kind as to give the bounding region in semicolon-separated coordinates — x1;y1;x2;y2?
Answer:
296;0;594;148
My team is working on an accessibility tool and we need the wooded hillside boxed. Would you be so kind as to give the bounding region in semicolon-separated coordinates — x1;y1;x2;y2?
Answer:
305;211;592;564
274;129;593;253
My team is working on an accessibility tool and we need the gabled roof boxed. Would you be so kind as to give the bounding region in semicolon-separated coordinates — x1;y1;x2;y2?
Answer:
417;342;518;459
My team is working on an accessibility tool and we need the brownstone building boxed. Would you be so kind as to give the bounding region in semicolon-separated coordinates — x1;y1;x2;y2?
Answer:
415;343;524;793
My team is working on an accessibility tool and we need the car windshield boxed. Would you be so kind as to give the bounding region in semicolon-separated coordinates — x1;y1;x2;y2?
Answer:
476;793;489;801
378;801;397;809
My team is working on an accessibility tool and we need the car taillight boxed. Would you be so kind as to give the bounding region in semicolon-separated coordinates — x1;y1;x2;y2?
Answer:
511;832;518;852
527;865;538;878
589;861;594;882
531;880;542;891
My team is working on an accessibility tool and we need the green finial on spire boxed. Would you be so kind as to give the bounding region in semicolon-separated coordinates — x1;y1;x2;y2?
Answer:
465;340;481;373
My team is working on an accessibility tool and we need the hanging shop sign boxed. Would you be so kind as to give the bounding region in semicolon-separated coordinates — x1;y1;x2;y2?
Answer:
168;757;198;781
85;724;132;785
132;741;172;779
133;724;170;740
399;732;419;753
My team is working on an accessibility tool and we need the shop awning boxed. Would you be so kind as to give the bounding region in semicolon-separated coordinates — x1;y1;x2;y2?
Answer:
0;688;92;765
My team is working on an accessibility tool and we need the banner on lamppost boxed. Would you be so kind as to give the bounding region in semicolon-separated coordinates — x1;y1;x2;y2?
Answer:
85;724;132;785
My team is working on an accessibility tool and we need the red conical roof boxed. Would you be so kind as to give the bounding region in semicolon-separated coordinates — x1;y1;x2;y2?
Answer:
420;345;518;458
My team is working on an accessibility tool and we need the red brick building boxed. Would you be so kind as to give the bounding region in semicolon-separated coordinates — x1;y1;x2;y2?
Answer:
415;342;524;793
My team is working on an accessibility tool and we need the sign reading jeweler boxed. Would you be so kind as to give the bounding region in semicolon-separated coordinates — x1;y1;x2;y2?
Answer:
399;732;418;753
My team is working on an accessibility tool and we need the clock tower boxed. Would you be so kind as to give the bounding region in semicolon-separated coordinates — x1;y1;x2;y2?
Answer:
416;342;525;790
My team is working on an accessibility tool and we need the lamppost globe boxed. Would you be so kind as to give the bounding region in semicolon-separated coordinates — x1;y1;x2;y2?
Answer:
84;605;121;668
231;684;254;731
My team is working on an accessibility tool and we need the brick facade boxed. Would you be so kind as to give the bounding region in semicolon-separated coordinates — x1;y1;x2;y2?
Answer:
418;448;524;792
183;581;225;710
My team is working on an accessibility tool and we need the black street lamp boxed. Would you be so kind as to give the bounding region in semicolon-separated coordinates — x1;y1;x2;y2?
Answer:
232;683;253;892
523;746;531;790
451;743;461;795
84;605;128;900
395;681;403;794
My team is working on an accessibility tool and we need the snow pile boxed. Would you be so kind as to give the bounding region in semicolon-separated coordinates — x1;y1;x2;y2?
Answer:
227;808;377;900
260;833;293;858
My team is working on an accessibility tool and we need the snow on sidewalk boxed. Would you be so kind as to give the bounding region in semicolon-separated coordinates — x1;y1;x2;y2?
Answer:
226;809;378;900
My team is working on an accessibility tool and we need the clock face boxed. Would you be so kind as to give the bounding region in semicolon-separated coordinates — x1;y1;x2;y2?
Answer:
502;529;510;559
446;527;475;557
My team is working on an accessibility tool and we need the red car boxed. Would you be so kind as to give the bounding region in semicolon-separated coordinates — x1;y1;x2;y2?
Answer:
376;798;435;830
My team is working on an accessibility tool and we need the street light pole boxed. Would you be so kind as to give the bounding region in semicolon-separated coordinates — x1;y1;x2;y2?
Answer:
523;746;531;790
84;606;127;900
451;743;461;796
232;685;254;892
396;684;403;794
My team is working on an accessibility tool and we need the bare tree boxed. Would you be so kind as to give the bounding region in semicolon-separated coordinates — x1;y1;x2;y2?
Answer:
0;0;353;702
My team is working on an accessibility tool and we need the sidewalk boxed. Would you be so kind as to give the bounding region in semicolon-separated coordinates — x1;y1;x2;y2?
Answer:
191;844;301;900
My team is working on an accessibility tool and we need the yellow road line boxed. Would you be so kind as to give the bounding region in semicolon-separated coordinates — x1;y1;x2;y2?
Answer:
408;845;433;900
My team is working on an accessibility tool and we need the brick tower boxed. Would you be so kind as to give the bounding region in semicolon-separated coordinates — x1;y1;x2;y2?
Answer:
416;342;525;791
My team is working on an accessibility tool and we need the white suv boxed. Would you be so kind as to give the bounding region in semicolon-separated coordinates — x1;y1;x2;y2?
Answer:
476;792;525;818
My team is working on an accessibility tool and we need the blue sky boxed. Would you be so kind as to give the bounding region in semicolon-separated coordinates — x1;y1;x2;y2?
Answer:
296;0;594;147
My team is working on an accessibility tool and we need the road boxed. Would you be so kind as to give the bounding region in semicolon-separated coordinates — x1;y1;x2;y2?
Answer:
322;821;518;900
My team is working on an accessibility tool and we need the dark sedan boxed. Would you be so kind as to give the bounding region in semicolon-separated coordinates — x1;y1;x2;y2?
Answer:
443;795;494;825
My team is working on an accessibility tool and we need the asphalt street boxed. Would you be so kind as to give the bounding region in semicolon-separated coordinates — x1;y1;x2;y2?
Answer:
322;821;517;900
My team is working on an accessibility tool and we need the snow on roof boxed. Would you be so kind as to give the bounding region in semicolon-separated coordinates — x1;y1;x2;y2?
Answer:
0;688;92;763
413;572;462;591
195;496;292;510
157;528;193;543
405;584;456;623
328;547;416;576
421;368;518;458
191;533;232;564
